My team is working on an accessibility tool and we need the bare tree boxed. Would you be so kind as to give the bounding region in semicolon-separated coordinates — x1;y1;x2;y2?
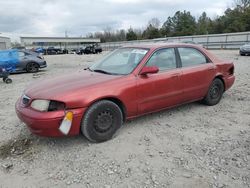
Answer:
234;0;250;10
148;18;161;28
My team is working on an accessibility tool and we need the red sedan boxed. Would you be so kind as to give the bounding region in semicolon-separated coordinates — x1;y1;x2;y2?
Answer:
16;44;235;142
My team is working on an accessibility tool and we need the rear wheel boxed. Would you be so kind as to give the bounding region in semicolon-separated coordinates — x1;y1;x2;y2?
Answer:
203;78;224;106
81;100;123;142
26;62;39;73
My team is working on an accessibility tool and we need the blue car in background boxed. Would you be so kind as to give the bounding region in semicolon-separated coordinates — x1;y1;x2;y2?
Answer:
0;49;47;73
34;47;45;54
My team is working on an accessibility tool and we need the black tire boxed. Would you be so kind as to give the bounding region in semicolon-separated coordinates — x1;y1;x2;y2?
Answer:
81;100;123;142
26;62;39;73
5;78;12;84
203;78;224;106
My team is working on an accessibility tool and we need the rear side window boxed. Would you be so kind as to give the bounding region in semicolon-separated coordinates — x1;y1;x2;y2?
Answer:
146;48;177;71
178;48;207;67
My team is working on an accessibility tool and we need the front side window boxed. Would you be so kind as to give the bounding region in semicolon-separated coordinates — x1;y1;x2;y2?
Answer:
146;48;177;71
178;48;207;67
90;48;148;75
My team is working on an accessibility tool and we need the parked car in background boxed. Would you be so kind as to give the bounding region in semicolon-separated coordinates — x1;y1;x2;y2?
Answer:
83;46;95;54
44;47;62;55
62;48;68;54
34;47;45;54
16;43;235;142
239;43;250;56
76;48;85;55
0;49;46;73
16;50;47;73
40;47;68;55
94;44;102;53
77;44;103;55
69;48;77;54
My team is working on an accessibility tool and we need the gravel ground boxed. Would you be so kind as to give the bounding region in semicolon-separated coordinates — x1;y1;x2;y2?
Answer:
0;50;249;188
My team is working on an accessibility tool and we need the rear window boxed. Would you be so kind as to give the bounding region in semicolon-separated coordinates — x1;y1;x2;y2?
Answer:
178;48;207;67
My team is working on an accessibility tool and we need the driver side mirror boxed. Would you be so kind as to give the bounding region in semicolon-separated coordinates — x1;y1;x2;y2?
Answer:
140;66;159;75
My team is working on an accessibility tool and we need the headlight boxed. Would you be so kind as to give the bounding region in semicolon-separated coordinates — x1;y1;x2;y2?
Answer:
30;100;65;112
31;100;50;112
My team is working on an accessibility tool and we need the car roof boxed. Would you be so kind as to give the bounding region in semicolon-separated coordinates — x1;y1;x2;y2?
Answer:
19;49;39;55
123;42;203;50
122;42;220;63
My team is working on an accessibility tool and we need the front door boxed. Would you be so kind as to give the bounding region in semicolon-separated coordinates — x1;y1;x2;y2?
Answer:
137;48;183;115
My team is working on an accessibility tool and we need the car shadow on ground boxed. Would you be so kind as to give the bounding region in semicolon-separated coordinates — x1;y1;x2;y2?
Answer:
121;101;206;132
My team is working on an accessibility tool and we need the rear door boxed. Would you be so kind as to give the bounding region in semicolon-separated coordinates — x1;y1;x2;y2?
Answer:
16;51;28;71
137;48;183;114
177;47;216;102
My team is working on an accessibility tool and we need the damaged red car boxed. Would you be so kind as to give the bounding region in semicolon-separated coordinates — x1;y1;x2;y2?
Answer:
16;44;235;142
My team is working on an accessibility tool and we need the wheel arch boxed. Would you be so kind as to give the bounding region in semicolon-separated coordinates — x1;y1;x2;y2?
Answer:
214;75;225;92
87;97;127;122
26;61;40;68
25;61;40;72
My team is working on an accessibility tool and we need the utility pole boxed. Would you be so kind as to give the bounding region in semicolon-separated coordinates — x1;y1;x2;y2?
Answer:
65;30;68;50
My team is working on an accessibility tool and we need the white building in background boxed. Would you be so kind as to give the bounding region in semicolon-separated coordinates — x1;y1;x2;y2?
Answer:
0;36;11;50
20;36;100;49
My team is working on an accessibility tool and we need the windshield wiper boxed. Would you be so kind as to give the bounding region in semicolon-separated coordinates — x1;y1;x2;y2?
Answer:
92;69;113;75
84;67;93;71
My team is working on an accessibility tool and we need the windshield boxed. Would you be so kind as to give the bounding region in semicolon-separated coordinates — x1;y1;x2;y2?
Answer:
89;48;149;75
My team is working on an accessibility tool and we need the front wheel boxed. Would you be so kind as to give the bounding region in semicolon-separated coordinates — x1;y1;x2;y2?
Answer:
81;100;123;142
203;78;224;106
26;62;39;73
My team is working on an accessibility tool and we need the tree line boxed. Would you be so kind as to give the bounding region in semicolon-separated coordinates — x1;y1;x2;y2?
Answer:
86;0;250;42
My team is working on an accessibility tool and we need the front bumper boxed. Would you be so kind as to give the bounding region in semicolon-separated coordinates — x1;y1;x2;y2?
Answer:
39;61;47;68
240;49;250;55
15;98;86;137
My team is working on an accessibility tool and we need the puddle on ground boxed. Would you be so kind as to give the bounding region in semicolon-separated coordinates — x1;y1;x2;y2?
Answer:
0;137;34;159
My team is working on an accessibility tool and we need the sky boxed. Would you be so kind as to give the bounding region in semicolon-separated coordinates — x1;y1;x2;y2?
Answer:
0;0;233;41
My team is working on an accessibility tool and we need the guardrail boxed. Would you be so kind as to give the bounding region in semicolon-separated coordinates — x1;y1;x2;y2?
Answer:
100;31;250;50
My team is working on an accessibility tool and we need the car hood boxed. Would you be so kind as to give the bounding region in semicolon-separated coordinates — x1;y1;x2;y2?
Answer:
25;70;122;100
242;44;250;48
